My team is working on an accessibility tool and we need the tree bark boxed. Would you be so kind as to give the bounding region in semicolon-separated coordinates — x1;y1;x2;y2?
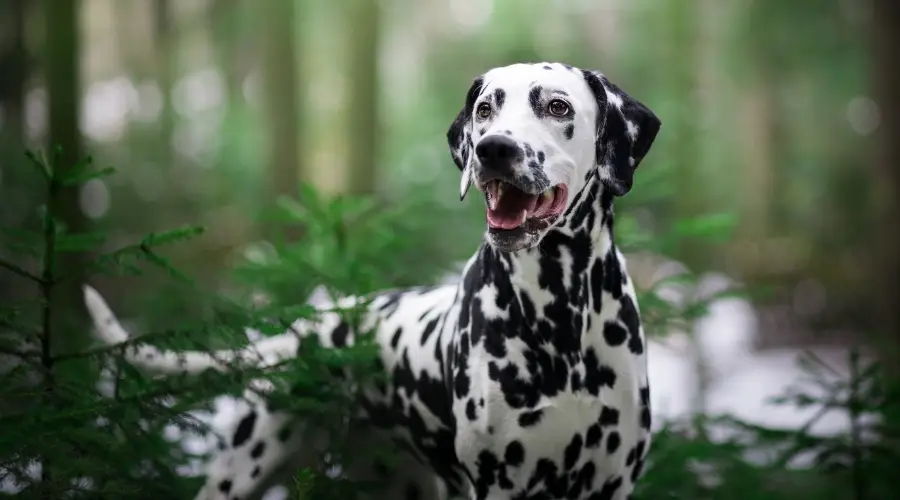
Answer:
41;0;90;493
0;0;27;148
45;0;89;360
343;0;380;196
261;0;301;197
153;0;175;165
0;0;28;304
870;0;900;371
666;0;704;268
261;0;302;237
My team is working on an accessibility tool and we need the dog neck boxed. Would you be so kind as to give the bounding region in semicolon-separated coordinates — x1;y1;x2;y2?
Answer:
463;176;620;356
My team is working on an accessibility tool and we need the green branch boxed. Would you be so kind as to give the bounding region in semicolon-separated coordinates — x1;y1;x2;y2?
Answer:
0;258;44;284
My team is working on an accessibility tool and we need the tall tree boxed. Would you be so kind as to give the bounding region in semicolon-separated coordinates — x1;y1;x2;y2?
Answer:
40;0;90;493
44;0;89;359
664;0;704;268
0;0;28;304
0;0;27;149
871;0;900;370
343;0;380;196
261;0;302;238
153;0;175;166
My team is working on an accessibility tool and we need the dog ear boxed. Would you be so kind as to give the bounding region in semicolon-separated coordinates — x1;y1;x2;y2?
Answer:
582;70;661;196
447;76;484;200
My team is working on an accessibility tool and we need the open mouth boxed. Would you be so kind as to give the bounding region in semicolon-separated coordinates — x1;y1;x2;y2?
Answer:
484;180;568;232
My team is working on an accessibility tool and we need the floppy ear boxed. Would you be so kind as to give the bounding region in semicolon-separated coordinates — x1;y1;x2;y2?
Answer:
582;70;661;196
446;76;484;200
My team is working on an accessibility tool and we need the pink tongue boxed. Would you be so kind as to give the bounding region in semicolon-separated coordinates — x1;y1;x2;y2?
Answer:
487;186;539;230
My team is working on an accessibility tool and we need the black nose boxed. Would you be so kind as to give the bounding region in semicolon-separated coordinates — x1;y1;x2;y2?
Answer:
475;135;521;167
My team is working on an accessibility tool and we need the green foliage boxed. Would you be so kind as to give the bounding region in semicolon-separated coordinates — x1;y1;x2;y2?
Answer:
636;349;900;500
1;149;897;500
0;151;410;498
233;182;461;301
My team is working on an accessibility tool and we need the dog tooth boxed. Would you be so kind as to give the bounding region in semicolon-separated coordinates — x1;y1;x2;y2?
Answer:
520;210;527;225
497;182;505;199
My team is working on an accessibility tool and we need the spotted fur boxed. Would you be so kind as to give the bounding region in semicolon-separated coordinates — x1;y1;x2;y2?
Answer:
83;62;660;500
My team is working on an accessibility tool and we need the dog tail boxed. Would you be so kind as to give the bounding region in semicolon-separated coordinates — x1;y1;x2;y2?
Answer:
83;285;300;377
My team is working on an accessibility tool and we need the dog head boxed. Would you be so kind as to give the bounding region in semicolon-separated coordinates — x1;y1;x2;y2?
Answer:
447;62;661;252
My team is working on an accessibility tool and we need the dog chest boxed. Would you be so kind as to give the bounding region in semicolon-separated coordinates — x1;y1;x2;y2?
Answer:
452;350;643;496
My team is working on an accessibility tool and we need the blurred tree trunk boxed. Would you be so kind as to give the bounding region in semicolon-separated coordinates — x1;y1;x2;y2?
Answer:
41;0;89;493
735;73;777;275
0;0;27;148
343;0;380;196
261;0;302;237
0;0;28;311
45;0;89;359
871;0;900;372
212;0;242;98
666;0;704;268
153;0;175;165
732;0;791;279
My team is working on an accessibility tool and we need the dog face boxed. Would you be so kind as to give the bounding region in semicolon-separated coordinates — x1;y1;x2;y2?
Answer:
447;62;661;252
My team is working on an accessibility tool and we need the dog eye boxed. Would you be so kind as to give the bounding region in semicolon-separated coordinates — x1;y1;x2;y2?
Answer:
476;103;492;119
547;99;570;117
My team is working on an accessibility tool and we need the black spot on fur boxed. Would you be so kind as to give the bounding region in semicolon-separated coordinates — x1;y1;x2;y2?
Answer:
505;440;525;467
602;322;627;346
250;440;266;459
618;296;644;354
466;398;477;420
376;291;404;315
630;441;647;483
599;406;620;427
564;433;583;469
589;259;604;313
454;365;471;398
606;431;621;454
564;123;575;140
518;409;543;427
570;461;596;498
586;423;603;448
529;86;545;118
640;385;652;430
232;411;257;447
218;480;232;493
390;327;403;349
543;65;553;70
331;321;349;347
421;317;440;346
493;88;506;109
251;466;261;478
590;475;623;500
475;449;500;498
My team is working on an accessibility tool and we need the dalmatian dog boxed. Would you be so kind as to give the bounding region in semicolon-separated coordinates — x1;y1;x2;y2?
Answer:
83;62;660;500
